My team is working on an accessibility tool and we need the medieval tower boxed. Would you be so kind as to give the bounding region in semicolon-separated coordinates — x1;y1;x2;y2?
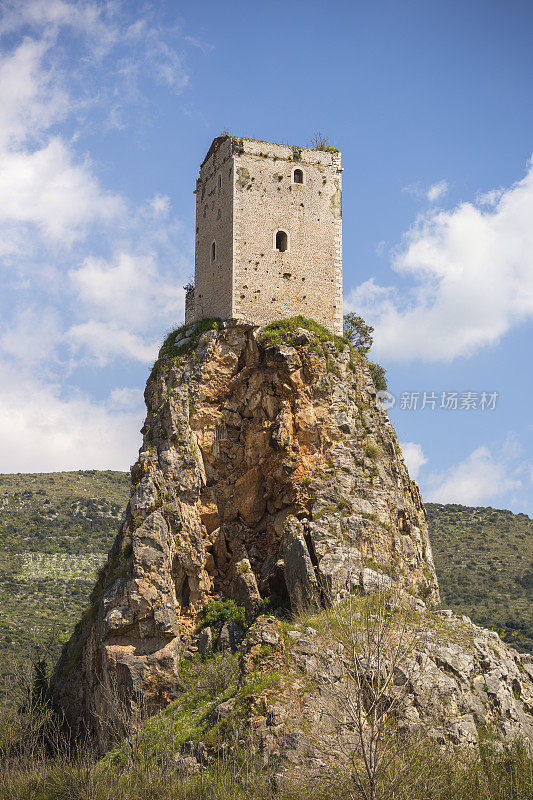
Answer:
186;135;343;334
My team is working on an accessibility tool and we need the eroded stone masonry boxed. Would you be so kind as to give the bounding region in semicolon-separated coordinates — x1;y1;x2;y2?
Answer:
187;137;343;334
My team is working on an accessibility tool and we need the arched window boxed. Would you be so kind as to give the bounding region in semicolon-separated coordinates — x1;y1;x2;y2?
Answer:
293;168;304;184
211;241;216;262
275;230;288;252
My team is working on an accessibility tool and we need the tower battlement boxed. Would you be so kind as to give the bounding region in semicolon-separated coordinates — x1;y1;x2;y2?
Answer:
188;135;343;334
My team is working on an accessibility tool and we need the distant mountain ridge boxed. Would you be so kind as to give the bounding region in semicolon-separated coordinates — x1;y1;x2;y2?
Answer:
426;502;533;652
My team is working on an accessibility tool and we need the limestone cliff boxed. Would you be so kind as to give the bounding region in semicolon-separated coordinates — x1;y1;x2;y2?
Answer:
52;319;440;741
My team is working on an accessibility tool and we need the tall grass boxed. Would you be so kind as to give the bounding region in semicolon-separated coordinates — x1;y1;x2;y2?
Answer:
0;738;532;800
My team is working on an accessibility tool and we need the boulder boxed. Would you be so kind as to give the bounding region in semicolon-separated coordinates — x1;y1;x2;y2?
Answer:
230;558;262;620
197;626;213;655
234;467;266;526
218;621;244;652
282;517;320;612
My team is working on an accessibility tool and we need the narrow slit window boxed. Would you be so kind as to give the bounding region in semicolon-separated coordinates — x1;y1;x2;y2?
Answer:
218;175;222;190
211;241;216;262
293;168;304;184
275;230;288;252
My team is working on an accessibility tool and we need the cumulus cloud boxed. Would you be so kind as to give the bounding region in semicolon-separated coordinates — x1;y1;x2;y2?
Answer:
0;36;67;148
0;362;143;472
346;159;533;362
424;443;522;506
0;3;195;471
399;441;428;480
0;31;125;253
0;0;192;254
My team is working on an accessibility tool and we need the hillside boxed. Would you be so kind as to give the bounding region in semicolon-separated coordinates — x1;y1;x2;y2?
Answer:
0;471;130;688
426;502;533;652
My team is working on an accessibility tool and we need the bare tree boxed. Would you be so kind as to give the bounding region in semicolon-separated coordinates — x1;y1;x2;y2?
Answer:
314;580;427;800
309;131;330;149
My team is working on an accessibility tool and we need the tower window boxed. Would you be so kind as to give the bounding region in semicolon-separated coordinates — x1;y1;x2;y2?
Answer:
275;230;288;252
293;168;304;184
211;241;216;262
218;175;222;190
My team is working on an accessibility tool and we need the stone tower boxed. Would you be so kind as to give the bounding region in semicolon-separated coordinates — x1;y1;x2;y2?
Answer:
186;136;343;334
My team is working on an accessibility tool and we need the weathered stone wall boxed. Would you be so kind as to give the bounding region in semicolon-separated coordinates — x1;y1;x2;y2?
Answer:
184;286;195;325
194;137;234;320
193;137;343;334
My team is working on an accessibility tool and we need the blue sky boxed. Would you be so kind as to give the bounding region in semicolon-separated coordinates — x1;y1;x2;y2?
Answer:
0;0;532;516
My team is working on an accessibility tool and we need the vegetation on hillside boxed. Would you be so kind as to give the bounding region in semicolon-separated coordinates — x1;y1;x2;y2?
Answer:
426;503;533;652
0;471;130;690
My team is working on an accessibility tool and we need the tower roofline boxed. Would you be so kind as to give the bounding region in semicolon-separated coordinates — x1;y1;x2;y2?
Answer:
200;135;341;169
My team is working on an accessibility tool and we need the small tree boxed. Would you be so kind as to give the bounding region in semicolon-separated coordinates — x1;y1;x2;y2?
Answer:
368;362;387;392
343;313;374;356
310;131;329;149
315;582;426;800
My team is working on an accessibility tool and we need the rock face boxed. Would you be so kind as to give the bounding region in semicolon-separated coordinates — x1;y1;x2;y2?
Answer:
51;320;440;744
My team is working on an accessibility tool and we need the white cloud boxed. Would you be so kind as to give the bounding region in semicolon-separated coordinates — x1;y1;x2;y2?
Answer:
0;0;113;39
425;444;522;506
67;320;159;366
108;386;144;412
149;194;171;217
0;305;62;363
346;158;533;362
0;138;124;246
399;441;428;480
0;2;192;253
0;33;124;253
0;36;67;148
403;180;448;203
426;180;448;203
69;251;185;328
0;362;142;472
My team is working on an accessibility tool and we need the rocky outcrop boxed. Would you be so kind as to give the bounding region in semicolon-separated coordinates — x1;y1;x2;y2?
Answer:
153;610;533;785
51;319;439;744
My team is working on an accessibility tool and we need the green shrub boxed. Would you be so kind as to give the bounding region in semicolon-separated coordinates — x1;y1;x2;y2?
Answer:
314;144;339;153
179;651;239;703
199;599;246;633
257;315;347;352
149;318;221;382
368;361;387;391
365;442;383;461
